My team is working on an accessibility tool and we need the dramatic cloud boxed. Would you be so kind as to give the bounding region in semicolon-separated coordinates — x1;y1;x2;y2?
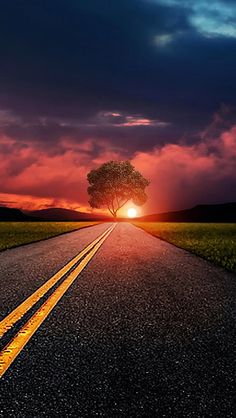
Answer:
0;1;236;213
1;108;236;213
0;134;124;211
159;0;236;38
133;122;236;213
1;0;236;127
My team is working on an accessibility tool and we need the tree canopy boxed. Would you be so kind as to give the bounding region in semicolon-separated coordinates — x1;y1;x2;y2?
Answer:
87;161;150;218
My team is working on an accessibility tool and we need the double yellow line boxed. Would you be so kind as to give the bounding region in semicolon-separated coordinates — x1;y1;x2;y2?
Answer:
0;224;115;378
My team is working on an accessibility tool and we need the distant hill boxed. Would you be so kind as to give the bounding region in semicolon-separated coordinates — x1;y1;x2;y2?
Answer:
0;206;109;221
1;202;236;222
27;208;111;221
0;206;36;221
138;202;236;223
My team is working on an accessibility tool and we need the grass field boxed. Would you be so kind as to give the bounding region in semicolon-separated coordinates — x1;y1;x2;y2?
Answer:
133;222;236;273
0;222;99;251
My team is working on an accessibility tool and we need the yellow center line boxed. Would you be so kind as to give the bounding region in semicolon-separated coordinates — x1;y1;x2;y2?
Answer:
0;223;115;378
0;224;114;338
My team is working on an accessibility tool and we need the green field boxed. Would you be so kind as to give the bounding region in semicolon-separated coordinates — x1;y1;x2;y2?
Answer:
0;222;99;251
133;222;236;273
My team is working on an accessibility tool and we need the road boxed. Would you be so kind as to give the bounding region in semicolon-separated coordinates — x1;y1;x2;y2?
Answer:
0;222;236;417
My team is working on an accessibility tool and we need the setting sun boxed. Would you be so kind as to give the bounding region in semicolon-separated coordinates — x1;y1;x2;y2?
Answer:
127;207;137;218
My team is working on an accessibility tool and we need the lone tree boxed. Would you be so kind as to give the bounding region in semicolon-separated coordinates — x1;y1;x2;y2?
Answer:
87;161;150;218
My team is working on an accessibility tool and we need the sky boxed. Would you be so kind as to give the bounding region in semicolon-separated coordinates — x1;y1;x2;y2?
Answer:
1;0;236;215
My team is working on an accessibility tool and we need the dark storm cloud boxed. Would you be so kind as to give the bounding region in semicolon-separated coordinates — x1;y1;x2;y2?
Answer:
0;117;177;156
1;106;235;159
0;1;188;115
0;0;236;153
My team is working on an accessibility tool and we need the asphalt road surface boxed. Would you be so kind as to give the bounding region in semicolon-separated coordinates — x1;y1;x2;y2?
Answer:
1;222;236;417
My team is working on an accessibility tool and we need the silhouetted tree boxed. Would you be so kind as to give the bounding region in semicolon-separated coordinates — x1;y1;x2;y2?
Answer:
87;161;149;218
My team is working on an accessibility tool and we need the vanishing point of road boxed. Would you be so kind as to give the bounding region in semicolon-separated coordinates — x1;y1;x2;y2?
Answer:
0;222;236;417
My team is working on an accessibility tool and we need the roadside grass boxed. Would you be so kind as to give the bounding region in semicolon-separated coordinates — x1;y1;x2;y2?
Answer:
0;222;100;251
133;222;236;273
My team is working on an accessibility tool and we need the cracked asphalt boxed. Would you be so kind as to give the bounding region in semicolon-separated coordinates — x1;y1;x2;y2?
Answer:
1;222;236;417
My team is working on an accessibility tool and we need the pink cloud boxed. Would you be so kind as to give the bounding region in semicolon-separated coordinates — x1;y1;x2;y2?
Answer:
122;117;160;127
95;111;168;128
1;122;236;213
115;115;168;127
0;135;124;211
132;125;236;212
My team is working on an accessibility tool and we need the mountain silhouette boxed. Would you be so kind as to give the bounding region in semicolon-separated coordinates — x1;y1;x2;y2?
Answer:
0;207;36;221
1;202;236;222
27;208;110;221
138;202;236;222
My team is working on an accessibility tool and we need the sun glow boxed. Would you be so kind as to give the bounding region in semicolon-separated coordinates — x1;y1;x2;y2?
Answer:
127;207;137;218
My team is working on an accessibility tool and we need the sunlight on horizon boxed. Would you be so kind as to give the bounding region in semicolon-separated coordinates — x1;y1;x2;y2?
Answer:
127;207;137;218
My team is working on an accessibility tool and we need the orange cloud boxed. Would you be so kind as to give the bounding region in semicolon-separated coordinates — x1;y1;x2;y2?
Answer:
132;126;236;212
0;135;124;211
1;124;236;214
